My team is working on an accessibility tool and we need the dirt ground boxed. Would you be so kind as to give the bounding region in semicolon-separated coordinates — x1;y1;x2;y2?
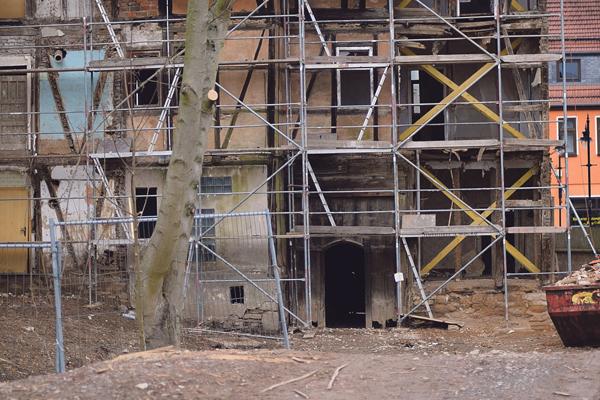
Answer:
1;311;600;399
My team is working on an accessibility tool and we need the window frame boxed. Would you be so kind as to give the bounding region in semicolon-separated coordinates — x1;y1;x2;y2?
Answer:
596;116;600;156
557;116;577;157
557;59;581;82
335;46;374;108
129;51;163;108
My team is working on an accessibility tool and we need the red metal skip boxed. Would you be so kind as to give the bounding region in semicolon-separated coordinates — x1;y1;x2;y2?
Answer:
543;284;600;347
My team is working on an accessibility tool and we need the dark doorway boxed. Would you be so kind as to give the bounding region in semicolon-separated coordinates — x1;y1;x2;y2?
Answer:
325;242;365;328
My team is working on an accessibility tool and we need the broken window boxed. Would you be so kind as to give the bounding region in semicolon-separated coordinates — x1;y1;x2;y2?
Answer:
558;117;577;156
135;187;158;239
0;0;25;18
129;52;161;107
557;60;581;82
336;47;373;107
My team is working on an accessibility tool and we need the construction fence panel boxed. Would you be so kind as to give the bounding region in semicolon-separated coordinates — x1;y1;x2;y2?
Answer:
183;211;301;349
0;242;57;381
49;219;138;373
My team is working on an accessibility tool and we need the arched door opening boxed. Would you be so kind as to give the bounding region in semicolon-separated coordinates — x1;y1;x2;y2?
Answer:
325;242;365;328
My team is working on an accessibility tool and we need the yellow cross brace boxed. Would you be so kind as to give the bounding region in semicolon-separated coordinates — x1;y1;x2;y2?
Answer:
399;62;497;141
401;49;526;139
400;40;526;141
418;166;541;274
511;1;525;12
397;0;412;8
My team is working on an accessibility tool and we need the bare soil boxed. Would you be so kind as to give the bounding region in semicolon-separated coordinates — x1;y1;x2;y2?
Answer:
1;309;600;399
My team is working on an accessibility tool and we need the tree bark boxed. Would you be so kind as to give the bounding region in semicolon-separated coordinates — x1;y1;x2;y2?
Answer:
138;0;234;350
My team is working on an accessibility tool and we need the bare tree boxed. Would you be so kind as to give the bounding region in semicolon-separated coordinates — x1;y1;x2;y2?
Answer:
137;0;234;350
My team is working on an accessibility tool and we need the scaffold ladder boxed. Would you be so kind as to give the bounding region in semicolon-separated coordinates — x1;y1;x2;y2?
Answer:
93;0;125;59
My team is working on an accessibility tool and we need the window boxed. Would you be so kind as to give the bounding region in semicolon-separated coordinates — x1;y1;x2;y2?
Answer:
135;187;158;239
557;60;581;82
570;197;600;227
0;0;25;18
558;117;577;156
230;285;245;304
0;66;28;151
200;176;232;194
596;116;600;156
130;52;161;107
458;0;492;15
336;47;373;107
191;209;216;262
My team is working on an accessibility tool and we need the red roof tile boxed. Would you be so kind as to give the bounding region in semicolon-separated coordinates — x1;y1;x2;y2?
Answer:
548;0;600;52
549;85;600;106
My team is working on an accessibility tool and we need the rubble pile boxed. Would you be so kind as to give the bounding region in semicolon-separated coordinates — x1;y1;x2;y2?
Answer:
554;260;600;286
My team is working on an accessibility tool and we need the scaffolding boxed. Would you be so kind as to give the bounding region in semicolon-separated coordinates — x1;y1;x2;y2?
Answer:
0;0;581;334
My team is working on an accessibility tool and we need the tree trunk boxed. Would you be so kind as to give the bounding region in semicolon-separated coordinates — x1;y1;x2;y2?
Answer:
138;0;233;350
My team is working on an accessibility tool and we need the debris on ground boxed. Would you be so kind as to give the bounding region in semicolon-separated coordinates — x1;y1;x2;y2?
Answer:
554;261;600;286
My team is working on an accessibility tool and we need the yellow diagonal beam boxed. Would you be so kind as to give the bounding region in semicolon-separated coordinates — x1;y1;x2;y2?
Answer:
421;166;539;274
400;62;496;141
511;0;525;12
397;0;412;8
400;41;526;140
418;166;540;274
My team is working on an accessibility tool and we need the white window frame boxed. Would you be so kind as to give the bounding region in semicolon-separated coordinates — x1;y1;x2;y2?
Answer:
335;46;373;107
557;116;577;157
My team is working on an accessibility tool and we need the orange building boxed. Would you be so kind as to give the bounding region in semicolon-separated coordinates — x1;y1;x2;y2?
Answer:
549;0;600;228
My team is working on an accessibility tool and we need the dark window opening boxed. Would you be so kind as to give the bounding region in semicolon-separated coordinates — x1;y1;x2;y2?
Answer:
230;285;245;304
135;187;158;239
557;60;581;82
459;0;492;14
336;47;373;108
410;68;445;141
200;176;232;194
130;52;161;107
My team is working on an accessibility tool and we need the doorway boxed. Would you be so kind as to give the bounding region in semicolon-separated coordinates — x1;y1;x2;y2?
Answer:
410;68;445;141
325;242;365;328
0;187;30;274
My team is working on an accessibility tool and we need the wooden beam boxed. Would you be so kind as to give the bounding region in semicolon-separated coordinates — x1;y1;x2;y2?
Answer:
399;225;502;237
506;227;567;234
421;166;540;274
400;139;499;150
394;54;494;65
294;226;395;236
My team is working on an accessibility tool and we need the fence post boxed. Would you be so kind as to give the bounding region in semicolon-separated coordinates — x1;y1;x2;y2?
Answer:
266;210;290;349
50;219;66;373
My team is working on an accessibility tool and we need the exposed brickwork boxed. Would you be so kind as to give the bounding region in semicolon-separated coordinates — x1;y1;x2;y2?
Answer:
119;0;159;19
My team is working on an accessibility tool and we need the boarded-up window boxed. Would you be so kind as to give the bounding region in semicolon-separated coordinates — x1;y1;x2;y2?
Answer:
0;73;28;150
0;0;25;18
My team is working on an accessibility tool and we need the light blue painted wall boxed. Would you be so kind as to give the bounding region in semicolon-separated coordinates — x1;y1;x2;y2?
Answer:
40;50;112;139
